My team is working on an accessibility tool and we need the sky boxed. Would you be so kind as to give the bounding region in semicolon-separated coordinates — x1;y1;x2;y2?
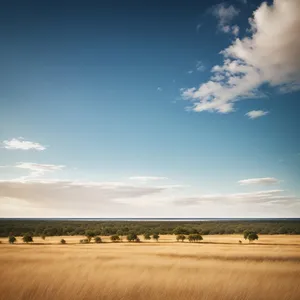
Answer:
0;0;300;218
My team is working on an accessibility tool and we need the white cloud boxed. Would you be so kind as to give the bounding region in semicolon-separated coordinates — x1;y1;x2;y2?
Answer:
212;3;240;33
196;61;205;72
238;177;280;185
196;23;202;32
157;87;162;92
174;189;298;206
246;110;269;119
187;70;193;74
182;0;300;114
231;25;239;36
2;138;46;151
15;162;65;180
129;176;168;182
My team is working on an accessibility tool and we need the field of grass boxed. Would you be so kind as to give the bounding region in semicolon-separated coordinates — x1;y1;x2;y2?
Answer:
1;235;300;300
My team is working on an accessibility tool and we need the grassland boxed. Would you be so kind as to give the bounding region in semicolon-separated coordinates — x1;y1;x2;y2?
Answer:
1;235;300;300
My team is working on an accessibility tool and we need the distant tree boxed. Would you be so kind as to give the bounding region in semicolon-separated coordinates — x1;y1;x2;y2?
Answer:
127;232;138;242
8;236;17;244
85;230;95;243
152;233;160;242
60;239;66;244
176;234;186;242
243;230;250;240
247;232;259;243
111;235;121;242
40;234;46;240
187;234;203;242
22;233;33;243
94;236;102;243
143;232;151;240
173;227;189;235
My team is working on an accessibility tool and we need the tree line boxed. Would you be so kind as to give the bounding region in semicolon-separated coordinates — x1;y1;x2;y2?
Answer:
1;219;299;238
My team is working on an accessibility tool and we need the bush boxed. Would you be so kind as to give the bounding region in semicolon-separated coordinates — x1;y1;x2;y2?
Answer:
176;234;186;242
188;234;203;242
127;232;138;242
85;230;95;242
111;235;120;242
143;232;151;240
60;239;66;244
40;234;46;240
94;236;102;243
152;233;160;242
9;236;17;244
243;231;259;242
22;233;33;243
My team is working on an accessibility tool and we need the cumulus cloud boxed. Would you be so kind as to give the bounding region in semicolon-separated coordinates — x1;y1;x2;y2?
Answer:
212;3;240;33
238;177;280;185
2;138;46;151
129;176;168;182
15;162;65;179
0;180;166;212
245;110;269;119
182;0;300;114
174;189;298;206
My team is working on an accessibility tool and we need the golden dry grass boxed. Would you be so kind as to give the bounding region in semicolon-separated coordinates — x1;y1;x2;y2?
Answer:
1;235;300;300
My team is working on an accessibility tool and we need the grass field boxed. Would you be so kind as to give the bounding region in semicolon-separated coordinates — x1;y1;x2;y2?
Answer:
1;235;300;300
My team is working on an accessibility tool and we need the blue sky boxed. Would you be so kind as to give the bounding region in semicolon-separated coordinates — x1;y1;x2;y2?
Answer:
0;0;300;217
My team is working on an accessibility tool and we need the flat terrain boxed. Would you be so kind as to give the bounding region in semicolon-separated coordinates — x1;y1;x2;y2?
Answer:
1;235;300;300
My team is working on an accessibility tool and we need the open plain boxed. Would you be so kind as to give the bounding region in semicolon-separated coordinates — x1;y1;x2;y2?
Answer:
0;235;300;300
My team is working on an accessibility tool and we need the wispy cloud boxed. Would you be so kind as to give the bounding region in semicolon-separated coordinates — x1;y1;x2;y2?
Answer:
238;177;280;185
182;0;300;114
157;87;163;92
212;3;240;33
246;110;269;119
2;138;46;151
15;162;65;180
196;61;205;72
174;190;297;206
129;176;168;182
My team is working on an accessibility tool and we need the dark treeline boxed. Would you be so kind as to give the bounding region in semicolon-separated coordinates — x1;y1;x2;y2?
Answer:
1;219;300;237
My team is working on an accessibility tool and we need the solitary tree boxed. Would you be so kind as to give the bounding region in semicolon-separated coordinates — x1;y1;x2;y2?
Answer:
152;233;160;242
243;231;259;243
247;232;259;243
8;236;17;244
94;236;102;243
143;232;151;240
60;239;66;244
85;230;95;243
22;233;33;243
176;234;186;242
111;235;121;242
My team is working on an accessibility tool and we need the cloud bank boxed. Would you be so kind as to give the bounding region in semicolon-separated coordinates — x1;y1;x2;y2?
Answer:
182;0;300;114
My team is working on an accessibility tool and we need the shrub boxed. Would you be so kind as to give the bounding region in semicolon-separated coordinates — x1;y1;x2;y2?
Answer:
111;235;120;242
9;236;17;244
143;232;151;240
127;232;138;242
60;239;66;244
176;234;186;242
243;231;259;243
40;234;46;240
94;236;102;243
22;233;33;243
85;230;95;242
152;233;160;242
188;234;203;242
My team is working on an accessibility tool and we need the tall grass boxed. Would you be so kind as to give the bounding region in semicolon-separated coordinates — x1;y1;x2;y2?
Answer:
0;235;300;300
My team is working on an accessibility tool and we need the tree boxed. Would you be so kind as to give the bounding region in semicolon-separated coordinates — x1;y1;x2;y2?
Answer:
173;227;189;235
8;236;16;244
85;230;95;243
60;239;66;244
111;235;120;242
247;232;259;243
143;232;151;240
152;233;160;242
243;231;259;243
176;234;186;242
94;236;102;243
188;233;203;242
127;232;138;242
22;233;33;243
